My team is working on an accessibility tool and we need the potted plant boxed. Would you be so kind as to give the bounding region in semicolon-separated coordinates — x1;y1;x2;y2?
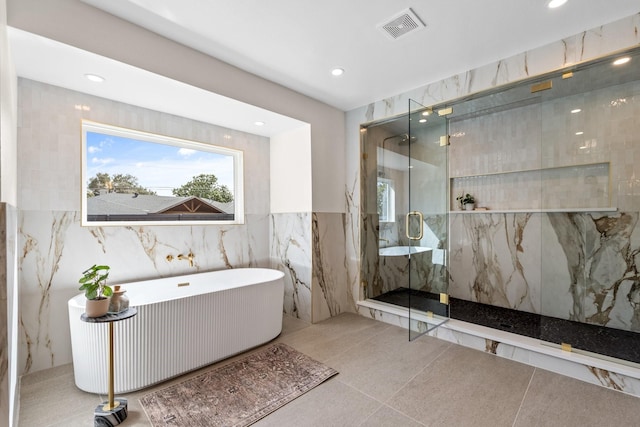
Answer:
78;264;113;317
456;193;476;210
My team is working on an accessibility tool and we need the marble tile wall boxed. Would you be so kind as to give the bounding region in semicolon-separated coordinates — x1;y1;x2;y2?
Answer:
17;79;274;374
269;212;351;324
270;212;312;322
544;211;640;331
449;212;542;314
311;212;352;322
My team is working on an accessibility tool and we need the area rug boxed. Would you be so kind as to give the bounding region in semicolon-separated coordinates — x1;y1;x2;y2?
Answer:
139;343;338;426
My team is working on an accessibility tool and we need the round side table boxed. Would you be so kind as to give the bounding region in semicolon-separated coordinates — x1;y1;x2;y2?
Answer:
81;307;137;426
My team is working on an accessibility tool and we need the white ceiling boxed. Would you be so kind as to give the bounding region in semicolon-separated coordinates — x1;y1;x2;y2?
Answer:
79;0;640;111
8;28;307;138
8;1;640;138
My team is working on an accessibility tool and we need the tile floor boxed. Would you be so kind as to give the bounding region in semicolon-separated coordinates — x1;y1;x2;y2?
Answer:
18;313;640;426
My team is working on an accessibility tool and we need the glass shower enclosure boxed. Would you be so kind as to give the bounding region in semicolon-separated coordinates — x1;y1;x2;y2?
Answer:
361;99;449;340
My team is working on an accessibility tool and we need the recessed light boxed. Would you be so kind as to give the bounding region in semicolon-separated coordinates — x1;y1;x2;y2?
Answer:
547;0;567;8
84;73;105;83
421;111;431;116
254;121;265;126
331;67;344;76
575;131;584;135
613;57;631;66
571;108;581;113
419;119;427;123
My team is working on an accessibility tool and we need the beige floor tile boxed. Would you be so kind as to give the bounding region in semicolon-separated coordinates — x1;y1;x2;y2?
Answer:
387;345;534;427
279;313;391;362
19;370;101;427
513;368;640;427
326;324;451;401
281;314;311;335
20;363;74;387
19;313;640;427
253;378;381;427
360;405;426;427
48;412;96;427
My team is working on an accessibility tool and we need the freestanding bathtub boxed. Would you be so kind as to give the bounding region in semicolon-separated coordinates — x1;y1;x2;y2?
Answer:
68;268;285;393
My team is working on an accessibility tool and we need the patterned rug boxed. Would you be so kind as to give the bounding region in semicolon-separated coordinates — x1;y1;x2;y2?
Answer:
139;343;338;426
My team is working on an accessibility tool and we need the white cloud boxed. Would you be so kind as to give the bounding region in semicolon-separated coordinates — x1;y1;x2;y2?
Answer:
91;157;115;166
178;148;196;157
88;146;101;154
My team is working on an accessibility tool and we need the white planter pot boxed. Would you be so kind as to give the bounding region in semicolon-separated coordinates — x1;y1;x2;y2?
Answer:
85;297;110;317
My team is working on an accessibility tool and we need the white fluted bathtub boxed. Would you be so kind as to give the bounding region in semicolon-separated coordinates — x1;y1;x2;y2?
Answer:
68;268;285;393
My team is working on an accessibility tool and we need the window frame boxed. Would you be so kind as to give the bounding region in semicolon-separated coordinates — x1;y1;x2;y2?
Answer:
377;177;395;223
81;120;245;227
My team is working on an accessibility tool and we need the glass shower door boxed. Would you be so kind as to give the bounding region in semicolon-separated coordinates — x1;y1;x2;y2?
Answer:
407;99;450;340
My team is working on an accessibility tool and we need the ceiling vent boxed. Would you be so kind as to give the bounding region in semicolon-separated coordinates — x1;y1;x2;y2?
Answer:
377;8;426;40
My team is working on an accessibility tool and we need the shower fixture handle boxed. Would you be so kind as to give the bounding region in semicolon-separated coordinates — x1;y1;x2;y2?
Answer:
406;211;424;241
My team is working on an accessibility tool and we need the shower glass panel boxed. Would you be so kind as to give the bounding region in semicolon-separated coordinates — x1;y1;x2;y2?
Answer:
407;100;449;340
361;99;449;340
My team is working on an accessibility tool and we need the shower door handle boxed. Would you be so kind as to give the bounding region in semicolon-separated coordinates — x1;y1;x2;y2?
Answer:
406;211;423;241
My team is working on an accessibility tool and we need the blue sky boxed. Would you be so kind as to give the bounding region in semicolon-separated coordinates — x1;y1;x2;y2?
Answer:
86;132;235;197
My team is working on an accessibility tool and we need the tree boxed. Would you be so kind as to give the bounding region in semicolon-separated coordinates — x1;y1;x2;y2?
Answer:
87;172;112;195
172;173;233;202
87;172;156;196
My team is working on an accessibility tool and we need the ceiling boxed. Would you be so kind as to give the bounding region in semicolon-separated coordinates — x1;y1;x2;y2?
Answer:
8;1;640;138
8;28;306;137
78;0;640;111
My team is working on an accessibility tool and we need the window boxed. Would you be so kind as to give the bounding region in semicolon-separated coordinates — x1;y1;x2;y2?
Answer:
81;121;244;226
377;178;395;222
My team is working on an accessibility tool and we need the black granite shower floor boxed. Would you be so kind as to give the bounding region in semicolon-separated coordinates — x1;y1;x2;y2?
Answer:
372;287;640;365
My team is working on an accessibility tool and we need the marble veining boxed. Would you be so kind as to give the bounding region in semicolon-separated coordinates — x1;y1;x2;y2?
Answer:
450;211;640;333
449;213;541;314
311;213;351;322
270;212;312;322
19;211;74;372
588;366;625;392
19;211;270;374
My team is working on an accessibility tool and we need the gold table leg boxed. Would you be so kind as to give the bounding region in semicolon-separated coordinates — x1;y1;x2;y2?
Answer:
103;321;120;411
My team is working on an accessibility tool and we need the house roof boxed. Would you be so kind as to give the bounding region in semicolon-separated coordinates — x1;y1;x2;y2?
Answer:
86;193;234;216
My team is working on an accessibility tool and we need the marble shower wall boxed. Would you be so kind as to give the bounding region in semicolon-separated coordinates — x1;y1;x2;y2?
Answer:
449;212;542;314
449;210;640;332
17;79;272;374
545;211;640;331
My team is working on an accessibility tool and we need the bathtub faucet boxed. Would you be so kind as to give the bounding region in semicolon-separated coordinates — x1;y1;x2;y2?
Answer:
177;252;195;267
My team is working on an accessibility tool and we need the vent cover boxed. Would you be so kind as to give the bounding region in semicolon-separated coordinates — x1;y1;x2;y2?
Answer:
377;8;426;40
